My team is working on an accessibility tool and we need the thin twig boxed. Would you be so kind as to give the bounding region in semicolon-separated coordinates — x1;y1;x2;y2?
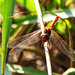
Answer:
34;0;52;75
58;17;75;67
34;0;44;34
44;42;52;75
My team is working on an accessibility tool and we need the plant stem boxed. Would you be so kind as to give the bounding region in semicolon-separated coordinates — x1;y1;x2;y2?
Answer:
34;0;52;75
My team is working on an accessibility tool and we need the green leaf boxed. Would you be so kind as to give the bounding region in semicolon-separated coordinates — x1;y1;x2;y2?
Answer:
0;47;1;55
56;0;61;5
23;0;36;11
0;54;58;75
6;64;58;75
65;0;72;7
0;61;58;75
9;9;75;38
0;55;11;75
16;0;45;13
47;0;57;11
0;0;3;23
0;0;3;14
65;19;75;31
13;9;75;25
1;0;15;75
7;64;48;75
0;14;3;23
16;0;36;11
10;9;75;36
63;68;75;75
54;21;67;35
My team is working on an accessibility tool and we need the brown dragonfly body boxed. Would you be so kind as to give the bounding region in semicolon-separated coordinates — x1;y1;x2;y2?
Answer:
8;16;75;61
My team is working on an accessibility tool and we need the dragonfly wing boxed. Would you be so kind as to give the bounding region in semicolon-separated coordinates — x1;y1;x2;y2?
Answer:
9;30;41;55
49;30;74;60
8;30;40;48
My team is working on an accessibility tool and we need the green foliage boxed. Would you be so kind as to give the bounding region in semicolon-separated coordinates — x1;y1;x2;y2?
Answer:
16;0;36;11
0;55;11;75
16;0;45;12
0;0;3;23
47;0;58;11
11;9;75;36
1;0;15;75
63;68;75;75
0;47;1;55
7;64;48;75
65;0;72;7
0;0;3;14
0;57;58;75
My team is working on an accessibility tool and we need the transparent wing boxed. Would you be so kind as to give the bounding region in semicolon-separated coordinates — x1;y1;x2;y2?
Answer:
8;30;40;48
49;30;75;60
9;30;41;55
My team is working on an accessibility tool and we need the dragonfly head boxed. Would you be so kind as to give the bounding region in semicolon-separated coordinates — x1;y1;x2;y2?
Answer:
40;28;51;42
40;34;49;42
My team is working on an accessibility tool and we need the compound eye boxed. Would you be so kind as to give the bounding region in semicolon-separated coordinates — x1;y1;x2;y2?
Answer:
40;34;49;42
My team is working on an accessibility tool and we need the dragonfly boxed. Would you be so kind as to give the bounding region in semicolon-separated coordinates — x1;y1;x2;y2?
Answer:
8;16;75;61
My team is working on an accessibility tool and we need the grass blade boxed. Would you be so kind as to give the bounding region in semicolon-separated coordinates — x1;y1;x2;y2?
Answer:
1;0;15;75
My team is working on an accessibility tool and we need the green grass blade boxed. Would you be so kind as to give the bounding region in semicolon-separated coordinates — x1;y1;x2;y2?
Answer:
63;68;75;75
0;0;3;14
1;0;15;75
0;0;3;23
7;64;48;75
16;0;36;11
13;9;75;25
6;64;58;75
0;56;11;75
11;9;75;35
